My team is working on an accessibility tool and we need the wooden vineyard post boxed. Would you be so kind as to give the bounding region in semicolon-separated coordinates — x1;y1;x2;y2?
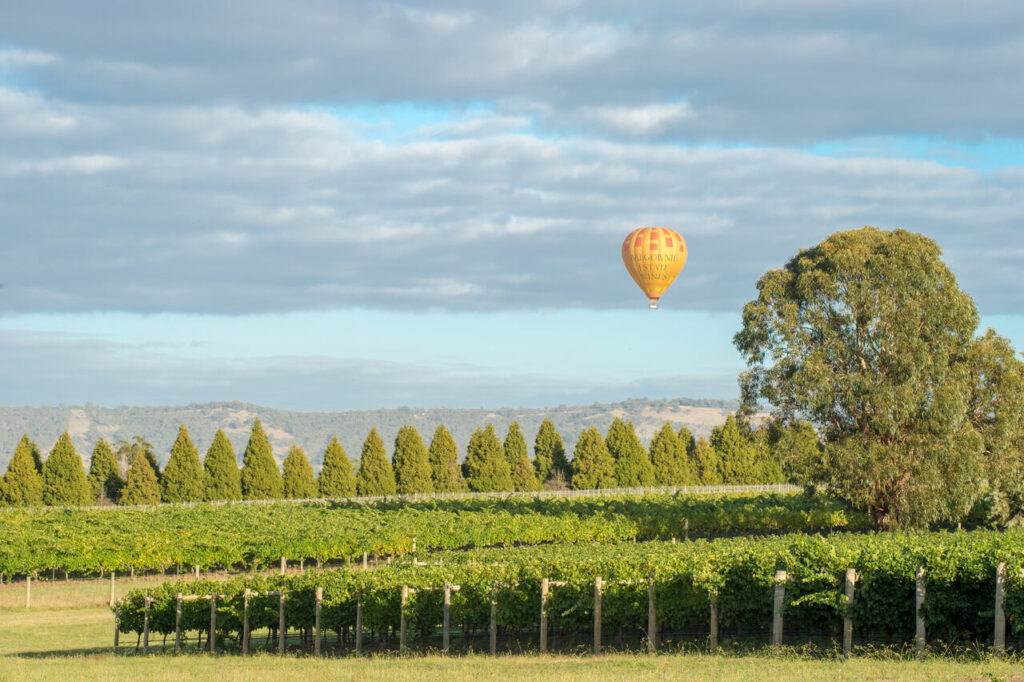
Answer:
709;594;719;651
175;594;183;653
994;563;1006;657
443;583;452;653
362;552;368;570
110;572;116;607
209;594;217;653
540;578;549;653
355;593;363;654
647;574;657;654
843;569;856;659
114;606;120;652
278;590;287;655
25;575;31;608
280;557;286;576
242;589;251;656
194;565;199;579
772;570;787;647
489;584;497;655
915;566;926;658
143;596;151;654
400;585;409;654
593;576;602;656
315;587;323;656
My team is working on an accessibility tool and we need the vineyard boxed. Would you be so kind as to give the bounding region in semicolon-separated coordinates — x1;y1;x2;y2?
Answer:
0;491;868;576
115;530;1024;655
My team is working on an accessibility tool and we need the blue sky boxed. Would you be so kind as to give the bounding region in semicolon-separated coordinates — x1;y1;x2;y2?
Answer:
2;2;1024;410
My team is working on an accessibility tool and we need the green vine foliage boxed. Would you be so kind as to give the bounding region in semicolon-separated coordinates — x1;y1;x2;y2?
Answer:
0;492;866;576
112;530;1024;650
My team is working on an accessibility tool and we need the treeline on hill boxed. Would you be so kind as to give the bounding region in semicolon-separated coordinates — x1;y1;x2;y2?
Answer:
0;414;801;507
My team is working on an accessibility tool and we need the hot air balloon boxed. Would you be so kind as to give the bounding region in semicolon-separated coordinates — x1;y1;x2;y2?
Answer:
621;227;688;308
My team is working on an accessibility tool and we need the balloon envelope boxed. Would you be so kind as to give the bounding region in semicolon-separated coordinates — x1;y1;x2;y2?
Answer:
621;227;688;308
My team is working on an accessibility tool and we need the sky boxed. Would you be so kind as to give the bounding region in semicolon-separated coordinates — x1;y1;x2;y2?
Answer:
2;1;1024;411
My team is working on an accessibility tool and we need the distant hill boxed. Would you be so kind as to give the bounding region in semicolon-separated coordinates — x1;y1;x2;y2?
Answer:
0;397;739;470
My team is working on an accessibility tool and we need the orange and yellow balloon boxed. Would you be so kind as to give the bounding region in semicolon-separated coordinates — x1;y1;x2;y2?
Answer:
621;226;688;308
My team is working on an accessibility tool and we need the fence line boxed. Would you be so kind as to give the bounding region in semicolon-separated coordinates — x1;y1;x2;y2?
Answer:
17;483;800;514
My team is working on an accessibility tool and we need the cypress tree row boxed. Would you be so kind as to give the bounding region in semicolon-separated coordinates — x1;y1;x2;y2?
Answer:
3;435;44;506
41;432;92;506
240;418;283;500
161;424;204;503
117;437;161;483
427;425;465;492
693;436;722;485
203;429;241;501
463;424;513;492
605;418;656;487
120;451;161;505
282;445;317;499
571;426;617;490
533;419;569;484
505;422;540;491
318;436;357;497
88;438;123;504
393;425;434;494
650;422;697;485
712;415;766;484
356;427;396;496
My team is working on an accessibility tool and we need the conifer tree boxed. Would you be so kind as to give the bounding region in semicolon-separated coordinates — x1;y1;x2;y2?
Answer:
677;426;696;455
428;425;465;492
318;436;357;497
116;437;161;482
240;418;283;500
393;425;434;494
693;437;722;485
572;426;617;489
161;424;204;503
534;419;569;483
282;445;318;499
41;432;92;506
605;418;656;487
203;429;241;501
356;427;396;496
88;438;123;504
463;424;513;492
504;422;540;491
650;422;697;485
120;451;161;505
712;415;765;484
3;435;44;506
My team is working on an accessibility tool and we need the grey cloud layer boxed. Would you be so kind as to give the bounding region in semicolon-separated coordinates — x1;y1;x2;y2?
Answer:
2;91;1023;314
2;2;1024;315
4;1;1024;140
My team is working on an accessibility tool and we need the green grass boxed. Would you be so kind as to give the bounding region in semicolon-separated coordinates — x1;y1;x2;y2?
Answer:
3;603;1024;681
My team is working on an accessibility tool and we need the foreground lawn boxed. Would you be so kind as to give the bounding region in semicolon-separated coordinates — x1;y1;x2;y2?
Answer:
1;606;1023;681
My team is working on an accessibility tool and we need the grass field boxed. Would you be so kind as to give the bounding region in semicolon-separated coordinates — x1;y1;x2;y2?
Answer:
2;579;1023;680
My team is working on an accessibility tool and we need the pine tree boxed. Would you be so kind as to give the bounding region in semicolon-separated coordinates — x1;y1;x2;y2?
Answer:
534;419;569;483
3;435;44;506
393;425;434;494
463;424;513;492
282;445;318;499
428;425;465;492
572;426;617;490
356;427;396;496
318;436;357;497
41;432;92;506
677;426;696;455
88;438;123;504
650;422;697;485
120;452;161;505
504;422;540;491
161;424;204;503
240;418;283;500
203;429;241;501
712;415;764;484
605;418;655;487
693;437;722;485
